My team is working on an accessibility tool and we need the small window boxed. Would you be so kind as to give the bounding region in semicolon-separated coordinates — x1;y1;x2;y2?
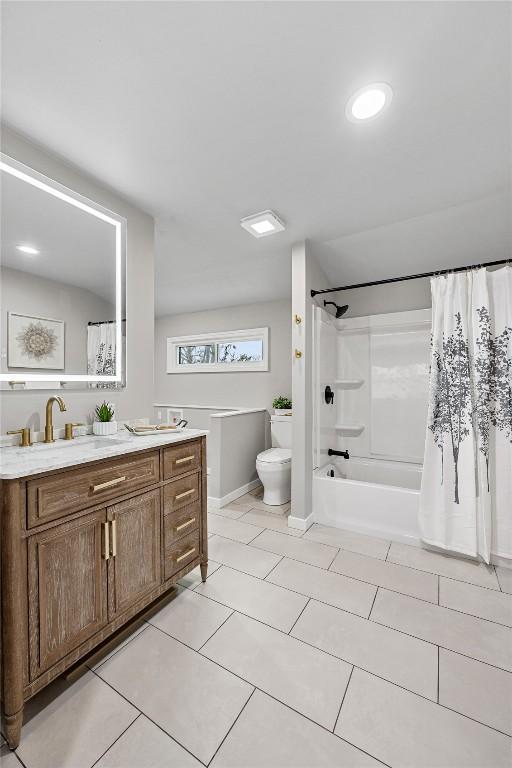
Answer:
167;328;268;373
178;345;215;365
217;339;263;363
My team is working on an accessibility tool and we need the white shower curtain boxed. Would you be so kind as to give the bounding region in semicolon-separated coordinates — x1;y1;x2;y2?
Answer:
87;322;117;388
419;267;512;563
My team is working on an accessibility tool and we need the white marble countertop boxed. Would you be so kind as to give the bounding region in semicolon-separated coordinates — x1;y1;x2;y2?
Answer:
0;429;209;480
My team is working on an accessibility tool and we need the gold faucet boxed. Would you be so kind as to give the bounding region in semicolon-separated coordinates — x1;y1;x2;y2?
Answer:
45;396;67;443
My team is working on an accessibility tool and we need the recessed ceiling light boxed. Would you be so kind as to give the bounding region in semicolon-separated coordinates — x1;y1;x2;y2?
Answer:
16;244;40;255
346;83;393;123
240;210;285;238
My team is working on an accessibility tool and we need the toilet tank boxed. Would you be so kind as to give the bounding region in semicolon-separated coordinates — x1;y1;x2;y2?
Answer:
271;415;292;448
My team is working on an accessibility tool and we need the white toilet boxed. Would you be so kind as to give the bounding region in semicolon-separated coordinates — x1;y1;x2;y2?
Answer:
256;415;292;506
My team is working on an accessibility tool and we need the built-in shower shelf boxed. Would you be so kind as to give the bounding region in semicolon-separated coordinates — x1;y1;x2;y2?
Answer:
335;379;364;388
335;424;365;435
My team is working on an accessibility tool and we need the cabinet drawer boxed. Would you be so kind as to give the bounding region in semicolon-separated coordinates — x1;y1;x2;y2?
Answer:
164;529;200;580
163;440;201;479
27;451;160;528
164;502;200;549
163;472;200;514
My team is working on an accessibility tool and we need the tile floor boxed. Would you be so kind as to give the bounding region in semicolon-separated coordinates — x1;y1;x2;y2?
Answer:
2;496;512;768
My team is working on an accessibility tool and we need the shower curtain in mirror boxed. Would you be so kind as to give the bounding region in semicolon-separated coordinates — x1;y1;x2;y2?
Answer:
419;267;512;563
87;322;117;388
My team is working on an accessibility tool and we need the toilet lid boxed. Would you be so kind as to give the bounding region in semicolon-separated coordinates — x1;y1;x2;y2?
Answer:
257;448;292;464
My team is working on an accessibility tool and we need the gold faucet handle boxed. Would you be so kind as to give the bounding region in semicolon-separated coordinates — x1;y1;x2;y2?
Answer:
7;427;32;447
64;423;84;440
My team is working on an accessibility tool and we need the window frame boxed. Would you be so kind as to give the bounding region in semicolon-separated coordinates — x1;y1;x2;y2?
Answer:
166;327;269;374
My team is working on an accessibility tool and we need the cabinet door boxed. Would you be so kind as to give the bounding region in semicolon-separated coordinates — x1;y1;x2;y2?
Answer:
107;488;161;619
28;509;108;678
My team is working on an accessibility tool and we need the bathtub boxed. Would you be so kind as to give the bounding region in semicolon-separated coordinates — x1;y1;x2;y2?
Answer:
313;458;421;546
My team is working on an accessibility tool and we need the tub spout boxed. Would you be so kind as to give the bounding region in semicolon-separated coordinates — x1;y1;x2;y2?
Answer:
328;449;349;459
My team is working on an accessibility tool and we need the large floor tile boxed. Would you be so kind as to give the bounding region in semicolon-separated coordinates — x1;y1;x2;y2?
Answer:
304;524;390;560
178;559;221;589
202;612;352;730
96;625;253;764
497;566;512;595
267;557;376;618
238;509;303;537
96;714;202;767
388;542;499;589
240;490;291;515
89;622;148;670
0;745;23;768
211;689;381;768
292;599;437;700
440;577;512;627
220;497;258;513
208;535;282;578
16;671;138;768
208;513;263;543
331;549;438;603
250;528;337;568
439;649;512;736
195;565;308;632
336;668;511;768
208;505;247;519
371;588;512;671
148;586;232;650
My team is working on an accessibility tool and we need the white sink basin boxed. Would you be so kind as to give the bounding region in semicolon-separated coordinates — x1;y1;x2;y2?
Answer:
2;436;130;459
32;437;129;451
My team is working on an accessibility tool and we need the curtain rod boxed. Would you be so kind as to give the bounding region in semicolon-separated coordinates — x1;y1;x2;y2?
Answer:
310;259;510;298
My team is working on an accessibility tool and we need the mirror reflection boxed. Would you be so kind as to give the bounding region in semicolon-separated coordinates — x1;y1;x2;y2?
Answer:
0;159;124;388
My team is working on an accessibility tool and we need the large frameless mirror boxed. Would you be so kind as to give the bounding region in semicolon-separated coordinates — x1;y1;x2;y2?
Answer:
0;155;126;390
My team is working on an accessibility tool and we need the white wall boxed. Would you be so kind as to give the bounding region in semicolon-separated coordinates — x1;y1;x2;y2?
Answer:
1;267;114;375
0;128;155;434
290;240;331;529
210;410;266;503
340;278;431;318
154;299;292;412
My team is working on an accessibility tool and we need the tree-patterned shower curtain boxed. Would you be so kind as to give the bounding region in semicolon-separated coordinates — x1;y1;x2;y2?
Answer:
419;267;512;563
87;322;117;389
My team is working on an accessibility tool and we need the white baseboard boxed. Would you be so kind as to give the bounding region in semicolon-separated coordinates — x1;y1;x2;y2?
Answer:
208;478;261;510
288;512;314;532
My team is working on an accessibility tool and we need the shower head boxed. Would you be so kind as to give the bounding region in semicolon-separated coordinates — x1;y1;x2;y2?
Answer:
324;300;349;318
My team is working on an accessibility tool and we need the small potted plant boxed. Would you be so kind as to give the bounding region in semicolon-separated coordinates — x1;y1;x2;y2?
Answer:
272;395;292;415
93;401;117;436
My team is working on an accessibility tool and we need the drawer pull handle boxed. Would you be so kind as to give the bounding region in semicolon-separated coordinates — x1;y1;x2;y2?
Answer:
176;547;196;563
176;517;196;532
175;455;195;465
102;522;110;561
175;488;195;502
92;476;126;493
110;519;117;558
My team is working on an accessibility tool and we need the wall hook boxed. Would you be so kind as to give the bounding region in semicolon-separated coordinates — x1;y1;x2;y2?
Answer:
294;349;303;359
294;314;302;325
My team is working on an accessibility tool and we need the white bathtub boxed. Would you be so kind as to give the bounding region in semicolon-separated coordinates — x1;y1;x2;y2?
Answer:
313;458;421;546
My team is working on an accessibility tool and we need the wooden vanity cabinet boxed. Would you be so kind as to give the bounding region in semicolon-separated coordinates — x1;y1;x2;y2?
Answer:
1;435;208;750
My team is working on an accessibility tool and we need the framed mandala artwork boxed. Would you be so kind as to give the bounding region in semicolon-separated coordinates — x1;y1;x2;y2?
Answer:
7;313;65;370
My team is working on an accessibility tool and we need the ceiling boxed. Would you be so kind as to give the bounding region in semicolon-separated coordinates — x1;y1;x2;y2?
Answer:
1;168;116;303
1;2;510;315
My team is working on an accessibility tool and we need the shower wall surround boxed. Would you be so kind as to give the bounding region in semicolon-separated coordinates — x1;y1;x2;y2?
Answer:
335;309;431;463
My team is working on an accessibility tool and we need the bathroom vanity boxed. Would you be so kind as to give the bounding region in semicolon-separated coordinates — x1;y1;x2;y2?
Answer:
0;430;208;749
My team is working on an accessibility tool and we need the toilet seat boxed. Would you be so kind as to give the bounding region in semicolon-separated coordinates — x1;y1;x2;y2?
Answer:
256;448;292;464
